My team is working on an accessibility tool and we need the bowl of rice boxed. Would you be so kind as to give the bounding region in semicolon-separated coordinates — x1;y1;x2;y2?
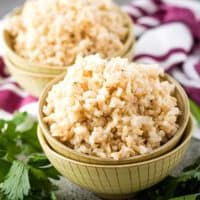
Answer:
4;57;58;97
37;117;193;199
2;0;134;97
38;55;190;165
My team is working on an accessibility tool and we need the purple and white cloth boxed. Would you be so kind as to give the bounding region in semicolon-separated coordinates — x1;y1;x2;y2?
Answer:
0;0;200;138
123;0;200;106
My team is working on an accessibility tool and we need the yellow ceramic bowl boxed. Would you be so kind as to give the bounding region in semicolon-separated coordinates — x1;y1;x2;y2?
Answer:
37;118;193;199
38;73;190;165
4;56;58;97
2;11;134;97
2;8;134;74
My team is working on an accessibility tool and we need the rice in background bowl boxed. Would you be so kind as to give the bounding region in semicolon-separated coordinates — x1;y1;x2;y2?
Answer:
42;55;180;160
5;0;130;67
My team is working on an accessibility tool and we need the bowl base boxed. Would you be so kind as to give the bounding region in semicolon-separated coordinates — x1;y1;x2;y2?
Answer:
96;192;137;200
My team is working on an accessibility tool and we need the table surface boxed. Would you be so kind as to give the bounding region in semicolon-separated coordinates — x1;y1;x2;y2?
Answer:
0;0;200;199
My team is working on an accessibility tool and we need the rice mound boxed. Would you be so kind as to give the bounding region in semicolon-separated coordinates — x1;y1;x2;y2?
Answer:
6;0;129;66
43;55;180;160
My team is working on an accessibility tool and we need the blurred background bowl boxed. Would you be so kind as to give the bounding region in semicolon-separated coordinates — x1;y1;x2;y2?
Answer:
38;73;190;165
37;117;193;199
4;56;58;97
2;8;134;97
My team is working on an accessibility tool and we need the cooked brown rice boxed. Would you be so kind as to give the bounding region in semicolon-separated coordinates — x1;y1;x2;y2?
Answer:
6;0;129;66
43;55;180;160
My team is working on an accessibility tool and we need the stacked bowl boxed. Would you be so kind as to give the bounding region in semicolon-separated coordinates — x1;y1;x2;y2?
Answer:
38;73;192;199
2;7;134;97
2;1;192;199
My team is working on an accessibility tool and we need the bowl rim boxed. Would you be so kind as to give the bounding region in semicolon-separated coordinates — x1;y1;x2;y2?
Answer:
4;56;61;78
37;117;193;168
2;7;134;71
38;73;190;164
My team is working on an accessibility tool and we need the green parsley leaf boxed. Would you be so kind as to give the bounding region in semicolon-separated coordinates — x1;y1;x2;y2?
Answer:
183;157;200;172
0;112;60;200
138;157;200;200
0;159;11;182
190;100;200;125
28;154;59;180
0;161;30;200
27;153;50;168
12;112;28;126
177;158;200;182
170;193;200;200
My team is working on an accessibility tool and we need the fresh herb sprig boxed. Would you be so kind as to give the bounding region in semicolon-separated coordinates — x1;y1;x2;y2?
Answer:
0;112;60;200
190;99;200;125
1;112;200;200
138;157;200;200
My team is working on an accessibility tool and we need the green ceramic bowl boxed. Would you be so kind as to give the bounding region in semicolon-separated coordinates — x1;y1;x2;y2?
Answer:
37;117;193;200
38;73;190;165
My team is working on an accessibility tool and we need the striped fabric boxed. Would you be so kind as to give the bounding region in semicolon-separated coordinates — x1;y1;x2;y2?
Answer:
123;0;200;107
0;0;200;138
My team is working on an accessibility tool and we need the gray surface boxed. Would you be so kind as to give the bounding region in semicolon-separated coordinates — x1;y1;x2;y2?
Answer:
0;0;131;17
0;0;24;17
1;0;200;199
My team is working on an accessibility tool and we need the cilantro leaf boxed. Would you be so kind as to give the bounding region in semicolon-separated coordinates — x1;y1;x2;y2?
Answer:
0;161;30;200
183;157;200;172
0;159;11;182
177;158;200;182
0;118;21;161
0;112;60;200
138;157;200;200
28;153;59;180
27;153;50;168
170;193;200;200
190;100;200;125
12;112;28;126
19;122;42;154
